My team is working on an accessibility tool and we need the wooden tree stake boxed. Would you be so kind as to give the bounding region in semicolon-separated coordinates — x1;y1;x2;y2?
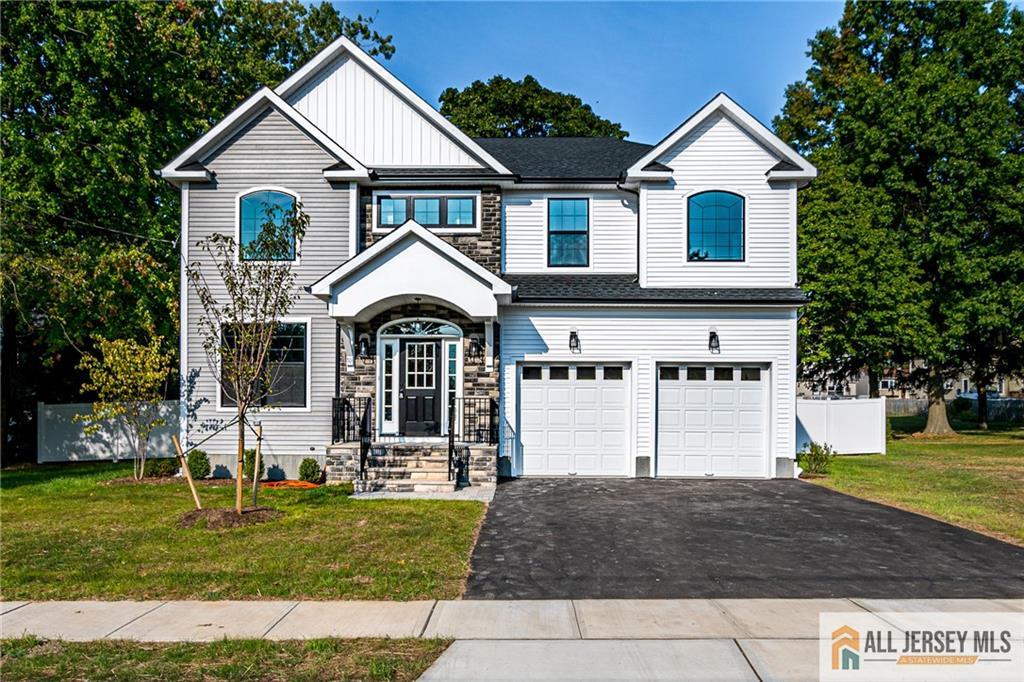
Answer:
172;434;202;511
251;422;263;508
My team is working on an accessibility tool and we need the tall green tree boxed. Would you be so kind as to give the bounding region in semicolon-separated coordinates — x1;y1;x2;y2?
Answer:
776;1;1024;434
0;0;393;460
439;74;626;138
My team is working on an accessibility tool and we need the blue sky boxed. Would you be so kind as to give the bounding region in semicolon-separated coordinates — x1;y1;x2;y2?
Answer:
337;1;844;142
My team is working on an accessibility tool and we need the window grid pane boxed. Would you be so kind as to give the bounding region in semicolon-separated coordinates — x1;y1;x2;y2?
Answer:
687;191;743;261
406;342;435;389
240;191;296;261
446;198;474;226
414;198;441;225
379;198;406;226
549;199;589;266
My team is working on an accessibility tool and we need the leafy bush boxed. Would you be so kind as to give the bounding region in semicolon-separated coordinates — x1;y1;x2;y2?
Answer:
950;396;973;418
298;457;322;484
799;442;836;475
143;457;178;478
243;448;264;481
187;449;211;479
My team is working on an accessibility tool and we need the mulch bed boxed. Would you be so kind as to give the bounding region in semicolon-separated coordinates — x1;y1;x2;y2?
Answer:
178;506;282;530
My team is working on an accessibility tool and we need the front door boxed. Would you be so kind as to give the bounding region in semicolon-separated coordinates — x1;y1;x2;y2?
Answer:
399;340;442;435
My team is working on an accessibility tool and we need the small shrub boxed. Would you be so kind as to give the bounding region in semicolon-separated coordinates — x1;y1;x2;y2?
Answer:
298;457;322;484
243;448;265;481
143;457;178;478
799;441;836;475
187;449;211;479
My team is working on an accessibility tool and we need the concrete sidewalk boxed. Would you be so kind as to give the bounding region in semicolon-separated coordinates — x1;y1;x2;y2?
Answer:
3;598;1021;680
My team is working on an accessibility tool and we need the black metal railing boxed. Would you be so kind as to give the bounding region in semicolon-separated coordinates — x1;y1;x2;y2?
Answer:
332;396;373;477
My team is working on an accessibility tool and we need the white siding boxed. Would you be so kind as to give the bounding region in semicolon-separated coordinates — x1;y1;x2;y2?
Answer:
499;306;797;477
287;53;481;168
186;107;347;464
643;112;796;288
503;191;637;273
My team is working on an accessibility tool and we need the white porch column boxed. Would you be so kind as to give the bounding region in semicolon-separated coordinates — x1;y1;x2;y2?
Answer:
338;322;356;372
484;318;495;371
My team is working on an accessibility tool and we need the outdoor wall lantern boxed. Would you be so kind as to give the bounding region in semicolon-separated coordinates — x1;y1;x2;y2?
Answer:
708;329;721;354
569;328;581;353
468;334;484;360
357;333;372;359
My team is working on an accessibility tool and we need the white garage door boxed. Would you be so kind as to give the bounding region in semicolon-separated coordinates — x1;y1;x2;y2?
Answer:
656;364;768;477
518;364;629;476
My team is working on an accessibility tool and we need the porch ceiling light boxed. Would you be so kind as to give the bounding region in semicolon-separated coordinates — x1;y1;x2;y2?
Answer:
358;333;372;359
569;328;581;353
708;329;720;354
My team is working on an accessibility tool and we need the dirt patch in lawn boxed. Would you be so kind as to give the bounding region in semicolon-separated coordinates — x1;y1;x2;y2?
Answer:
178;506;282;530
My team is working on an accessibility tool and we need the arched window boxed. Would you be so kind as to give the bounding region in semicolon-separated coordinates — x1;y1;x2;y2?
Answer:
687;191;744;262
239;189;297;260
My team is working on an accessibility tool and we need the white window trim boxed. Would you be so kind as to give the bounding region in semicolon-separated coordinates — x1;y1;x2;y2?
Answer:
380;339;400;433
234;186;303;264
371;189;482;235
681;187;750;266
545;195;594;270
215;315;313;413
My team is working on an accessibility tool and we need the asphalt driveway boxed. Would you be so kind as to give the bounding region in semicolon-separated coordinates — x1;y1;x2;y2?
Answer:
465;478;1024;599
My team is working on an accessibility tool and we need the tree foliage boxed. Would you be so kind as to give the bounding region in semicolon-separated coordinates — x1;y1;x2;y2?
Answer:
0;1;393;459
76;336;172;480
776;1;1024;433
439;74;626;138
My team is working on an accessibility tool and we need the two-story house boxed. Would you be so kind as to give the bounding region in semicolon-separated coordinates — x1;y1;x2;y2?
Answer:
161;36;816;490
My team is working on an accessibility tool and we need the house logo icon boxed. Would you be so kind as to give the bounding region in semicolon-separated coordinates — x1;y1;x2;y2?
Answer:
832;625;860;670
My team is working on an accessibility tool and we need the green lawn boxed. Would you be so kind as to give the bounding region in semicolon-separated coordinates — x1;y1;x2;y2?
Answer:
0;463;485;601
0;637;449;681
813;416;1024;546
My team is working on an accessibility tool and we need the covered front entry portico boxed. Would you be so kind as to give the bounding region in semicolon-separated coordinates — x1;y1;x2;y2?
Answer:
309;222;509;490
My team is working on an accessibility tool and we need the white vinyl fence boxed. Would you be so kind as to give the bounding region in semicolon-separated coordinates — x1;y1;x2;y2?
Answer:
796;397;887;455
36;401;320;479
36;401;181;463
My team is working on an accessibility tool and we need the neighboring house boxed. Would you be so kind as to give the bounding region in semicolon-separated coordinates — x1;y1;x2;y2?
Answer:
798;364;1024;400
162;37;817;488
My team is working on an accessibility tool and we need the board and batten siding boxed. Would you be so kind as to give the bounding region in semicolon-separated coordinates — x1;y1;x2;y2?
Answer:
502;190;637;273
499;306;798;477
185;107;348;463
287;54;481;168
642;112;796;288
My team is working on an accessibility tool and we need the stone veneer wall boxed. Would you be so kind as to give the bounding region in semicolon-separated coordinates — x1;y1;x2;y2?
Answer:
360;186;502;275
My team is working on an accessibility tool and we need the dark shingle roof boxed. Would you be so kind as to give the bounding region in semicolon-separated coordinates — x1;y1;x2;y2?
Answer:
505;274;807;304
473;137;654;180
769;159;800;172
324;160;353;172
369;167;502;179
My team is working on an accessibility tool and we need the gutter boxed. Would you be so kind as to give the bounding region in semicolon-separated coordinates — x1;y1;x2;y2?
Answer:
616;177;641;284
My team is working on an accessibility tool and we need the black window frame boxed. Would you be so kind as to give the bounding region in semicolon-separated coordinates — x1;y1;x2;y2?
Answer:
220;322;308;409
376;194;478;230
547;197;590;268
686;190;745;263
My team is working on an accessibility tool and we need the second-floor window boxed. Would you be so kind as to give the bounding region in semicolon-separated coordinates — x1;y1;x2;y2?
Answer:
376;193;477;230
548;198;589;267
687;191;744;262
239;189;298;260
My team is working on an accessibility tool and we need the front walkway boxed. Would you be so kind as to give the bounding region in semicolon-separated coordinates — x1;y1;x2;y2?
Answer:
467;478;1024;599
3;599;1021;680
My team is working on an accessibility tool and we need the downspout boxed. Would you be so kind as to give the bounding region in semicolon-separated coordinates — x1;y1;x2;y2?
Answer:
616;176;641;284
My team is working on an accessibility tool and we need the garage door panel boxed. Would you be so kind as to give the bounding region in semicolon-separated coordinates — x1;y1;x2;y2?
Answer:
518;364;629;476
657;364;767;478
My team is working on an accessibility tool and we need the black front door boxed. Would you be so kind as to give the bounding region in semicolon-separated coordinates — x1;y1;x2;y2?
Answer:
399;339;442;435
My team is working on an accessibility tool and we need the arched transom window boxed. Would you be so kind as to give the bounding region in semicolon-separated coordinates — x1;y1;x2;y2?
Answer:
687;191;744;262
239;189;297;260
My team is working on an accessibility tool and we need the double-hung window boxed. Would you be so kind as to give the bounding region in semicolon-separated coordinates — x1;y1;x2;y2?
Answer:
376;193;478;230
548;198;589;267
687;191;744;262
239;190;298;260
220;322;308;408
